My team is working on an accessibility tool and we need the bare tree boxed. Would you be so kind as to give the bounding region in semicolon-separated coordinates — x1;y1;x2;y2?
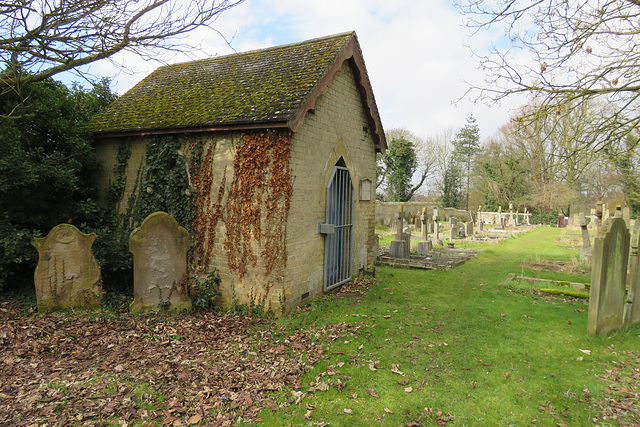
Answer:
457;0;640;151
0;0;244;98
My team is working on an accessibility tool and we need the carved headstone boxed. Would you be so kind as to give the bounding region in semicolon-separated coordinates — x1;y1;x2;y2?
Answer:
588;217;630;335
31;224;102;312
129;212;192;313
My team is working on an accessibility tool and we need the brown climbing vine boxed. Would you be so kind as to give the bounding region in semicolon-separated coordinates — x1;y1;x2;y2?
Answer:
224;129;293;279
189;140;226;269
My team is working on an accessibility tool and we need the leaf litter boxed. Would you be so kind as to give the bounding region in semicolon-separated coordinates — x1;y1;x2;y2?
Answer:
0;310;359;426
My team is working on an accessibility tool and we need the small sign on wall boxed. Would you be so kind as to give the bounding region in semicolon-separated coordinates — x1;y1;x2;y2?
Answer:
359;179;372;201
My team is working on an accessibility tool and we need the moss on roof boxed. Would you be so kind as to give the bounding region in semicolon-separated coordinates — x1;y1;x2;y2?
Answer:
93;32;356;133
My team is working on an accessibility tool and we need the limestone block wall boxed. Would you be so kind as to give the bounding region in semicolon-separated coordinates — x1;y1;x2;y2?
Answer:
92;60;379;314
285;60;377;310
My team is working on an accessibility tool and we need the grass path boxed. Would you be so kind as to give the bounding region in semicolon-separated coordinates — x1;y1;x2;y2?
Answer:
262;226;640;426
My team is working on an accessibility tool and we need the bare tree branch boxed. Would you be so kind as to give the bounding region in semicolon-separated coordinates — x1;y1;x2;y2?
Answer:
0;0;245;96
456;0;640;150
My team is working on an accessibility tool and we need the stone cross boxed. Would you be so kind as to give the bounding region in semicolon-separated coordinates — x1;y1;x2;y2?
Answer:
588;217;630;335
390;206;406;258
129;212;192;313
579;213;590;248
31;224;102;312
420;208;429;241
417;208;432;255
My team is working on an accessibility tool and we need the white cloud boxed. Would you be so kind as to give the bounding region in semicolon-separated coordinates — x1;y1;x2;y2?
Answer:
80;0;530;141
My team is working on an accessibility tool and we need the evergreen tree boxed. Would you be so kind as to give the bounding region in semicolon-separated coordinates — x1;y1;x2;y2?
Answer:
452;114;481;210
383;138;418;202
441;160;463;208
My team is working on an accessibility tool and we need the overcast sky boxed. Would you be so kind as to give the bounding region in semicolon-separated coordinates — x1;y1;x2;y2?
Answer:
88;0;529;143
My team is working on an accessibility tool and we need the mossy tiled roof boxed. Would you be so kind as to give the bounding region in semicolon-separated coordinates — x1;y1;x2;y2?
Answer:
93;32;359;133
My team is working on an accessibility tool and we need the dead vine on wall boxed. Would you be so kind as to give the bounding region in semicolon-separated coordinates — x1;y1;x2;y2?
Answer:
189;140;226;269
224;130;293;279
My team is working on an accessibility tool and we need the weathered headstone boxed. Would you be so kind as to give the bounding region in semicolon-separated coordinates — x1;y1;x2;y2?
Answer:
588;208;597;230
578;213;592;261
465;221;474;236
595;201;604;228
129;212;192;313
627;223;640;325
587;217;630;335
478;221;484;232
390;206;406;258
623;206;631;230
31;224;102;312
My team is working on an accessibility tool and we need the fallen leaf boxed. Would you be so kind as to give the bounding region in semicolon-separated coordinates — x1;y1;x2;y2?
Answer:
344;408;354;414
404;387;413;393
391;364;406;376
188;414;203;424
366;388;380;398
579;349;591;355
398;379;409;386
384;408;393;414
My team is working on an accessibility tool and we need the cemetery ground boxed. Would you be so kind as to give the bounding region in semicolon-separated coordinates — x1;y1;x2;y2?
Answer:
1;227;640;425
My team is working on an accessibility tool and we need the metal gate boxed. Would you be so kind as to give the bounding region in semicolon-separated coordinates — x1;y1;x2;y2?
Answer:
321;165;354;291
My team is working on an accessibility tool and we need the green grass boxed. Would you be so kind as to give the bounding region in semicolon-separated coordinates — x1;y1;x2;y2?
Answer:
258;226;640;426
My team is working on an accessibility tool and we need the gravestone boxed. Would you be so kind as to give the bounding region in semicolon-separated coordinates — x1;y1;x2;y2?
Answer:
129;212;192;313
465;221;474;236
389;207;406;258
578;213;592;261
417;208;431;255
31;224;102;312
587;217;630;335
478;221;484;232
623;206;631;230
627;224;640;325
433;209;440;242
588;208;597;230
595;201;604;228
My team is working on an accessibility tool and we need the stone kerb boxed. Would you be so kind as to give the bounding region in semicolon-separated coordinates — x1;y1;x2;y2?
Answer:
587;217;630;335
129;212;192;313
31;224;102;312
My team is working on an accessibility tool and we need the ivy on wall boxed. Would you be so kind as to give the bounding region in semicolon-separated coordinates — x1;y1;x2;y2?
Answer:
103;130;293;290
133;135;194;229
224;129;293;279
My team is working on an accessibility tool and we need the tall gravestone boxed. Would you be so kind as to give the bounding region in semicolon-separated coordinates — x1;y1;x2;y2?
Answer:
389;207;406;258
578;213;592;261
129;212;192;313
417;208;432;255
31;224;102;312
627;223;640;325
587;217;630;335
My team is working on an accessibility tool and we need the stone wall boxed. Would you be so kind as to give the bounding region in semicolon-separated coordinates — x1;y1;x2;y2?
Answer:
93;59;378;314
285;60;377;309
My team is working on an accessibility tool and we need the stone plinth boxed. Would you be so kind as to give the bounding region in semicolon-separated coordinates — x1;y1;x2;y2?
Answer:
389;240;406;258
129;212;192;313
31;224;102;312
417;241;432;255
